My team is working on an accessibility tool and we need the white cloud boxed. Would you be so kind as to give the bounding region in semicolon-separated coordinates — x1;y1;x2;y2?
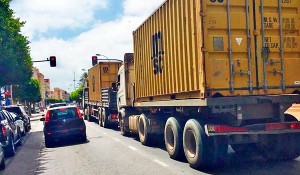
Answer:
11;0;165;92
11;0;108;39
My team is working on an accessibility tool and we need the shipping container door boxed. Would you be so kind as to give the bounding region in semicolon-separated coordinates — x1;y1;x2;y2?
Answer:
255;0;300;93
203;0;257;96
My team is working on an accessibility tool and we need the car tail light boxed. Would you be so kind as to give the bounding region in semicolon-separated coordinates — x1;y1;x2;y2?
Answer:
111;114;118;119
45;111;50;123
2;126;7;137
60;108;67;111
76;107;83;119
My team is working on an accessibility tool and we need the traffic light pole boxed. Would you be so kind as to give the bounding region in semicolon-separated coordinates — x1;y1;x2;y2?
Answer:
32;56;56;67
32;58;50;62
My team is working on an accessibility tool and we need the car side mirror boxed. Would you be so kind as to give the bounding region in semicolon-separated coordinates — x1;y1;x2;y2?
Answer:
40;118;45;121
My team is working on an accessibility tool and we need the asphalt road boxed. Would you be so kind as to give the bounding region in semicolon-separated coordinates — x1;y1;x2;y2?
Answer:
2;116;300;175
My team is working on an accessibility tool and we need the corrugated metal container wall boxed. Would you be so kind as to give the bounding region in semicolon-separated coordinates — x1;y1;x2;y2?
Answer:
134;0;204;102
134;0;300;102
88;62;122;102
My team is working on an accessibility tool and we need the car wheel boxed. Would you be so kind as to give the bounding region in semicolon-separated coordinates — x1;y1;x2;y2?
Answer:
4;136;16;158
0;156;5;170
16;131;23;147
80;133;87;143
45;137;54;148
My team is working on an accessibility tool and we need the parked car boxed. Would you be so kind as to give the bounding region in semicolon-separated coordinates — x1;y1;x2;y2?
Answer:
0;146;5;170
3;106;31;132
35;107;40;113
47;103;67;110
0;110;22;157
9;112;26;136
40;106;86;147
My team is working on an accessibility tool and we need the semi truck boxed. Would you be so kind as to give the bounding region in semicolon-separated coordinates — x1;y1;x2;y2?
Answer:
83;61;122;128
116;0;300;169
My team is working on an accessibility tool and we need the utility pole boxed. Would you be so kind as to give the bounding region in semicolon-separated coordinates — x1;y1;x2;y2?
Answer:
73;72;76;90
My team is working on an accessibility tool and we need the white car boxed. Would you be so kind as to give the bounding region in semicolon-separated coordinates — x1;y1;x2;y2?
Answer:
9;112;26;136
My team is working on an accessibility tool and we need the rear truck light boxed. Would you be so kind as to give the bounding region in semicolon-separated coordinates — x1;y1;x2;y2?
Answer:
76;107;83;119
207;125;248;133
265;123;287;130
45;111;50;123
206;122;300;135
111;114;118;119
289;123;300;130
2;126;8;137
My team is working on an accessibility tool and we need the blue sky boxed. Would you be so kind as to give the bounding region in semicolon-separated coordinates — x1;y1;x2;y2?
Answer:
10;0;165;92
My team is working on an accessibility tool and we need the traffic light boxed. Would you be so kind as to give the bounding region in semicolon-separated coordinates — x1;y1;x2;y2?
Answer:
50;56;56;67
4;91;9;98
92;56;98;66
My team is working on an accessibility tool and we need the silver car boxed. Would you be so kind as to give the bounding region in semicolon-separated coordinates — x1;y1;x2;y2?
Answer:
9;112;26;136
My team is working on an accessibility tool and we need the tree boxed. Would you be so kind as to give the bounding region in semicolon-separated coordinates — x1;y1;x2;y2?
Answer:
78;72;88;87
14;78;41;114
0;0;33;86
70;86;84;103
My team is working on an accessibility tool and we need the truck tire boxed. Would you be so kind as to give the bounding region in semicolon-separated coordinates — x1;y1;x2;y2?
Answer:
164;117;184;160
138;114;151;146
119;113;129;136
83;108;88;120
98;111;103;127
258;134;300;161
102;109;109;128
183;119;228;169
87;106;92;122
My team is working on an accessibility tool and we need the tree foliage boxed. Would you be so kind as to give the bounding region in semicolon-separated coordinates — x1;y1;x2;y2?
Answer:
70;86;84;102
0;0;33;86
14;78;41;103
78;72;88;87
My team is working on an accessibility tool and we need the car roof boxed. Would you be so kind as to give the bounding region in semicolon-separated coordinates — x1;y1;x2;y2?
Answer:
48;105;77;111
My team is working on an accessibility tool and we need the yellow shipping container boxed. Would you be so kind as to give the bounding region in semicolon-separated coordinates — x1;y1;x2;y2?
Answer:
134;0;300;102
88;62;122;103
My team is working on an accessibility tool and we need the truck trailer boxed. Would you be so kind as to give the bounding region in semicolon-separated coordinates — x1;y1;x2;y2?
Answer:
117;0;300;169
83;61;122;128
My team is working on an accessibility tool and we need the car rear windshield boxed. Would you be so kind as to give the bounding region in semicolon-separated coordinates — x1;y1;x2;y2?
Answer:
4;107;22;115
49;108;79;120
50;103;66;108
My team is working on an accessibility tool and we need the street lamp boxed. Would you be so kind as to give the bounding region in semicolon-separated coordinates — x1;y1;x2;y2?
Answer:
96;54;110;62
95;54;122;62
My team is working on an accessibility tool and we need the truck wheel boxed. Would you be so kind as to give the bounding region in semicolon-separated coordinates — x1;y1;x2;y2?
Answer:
183;119;228;169
98;111;103;127
87;107;92;122
138;114;151;146
120;113;129;136
83;108;88;120
102;110;109;128
164;117;184;159
259;134;300;161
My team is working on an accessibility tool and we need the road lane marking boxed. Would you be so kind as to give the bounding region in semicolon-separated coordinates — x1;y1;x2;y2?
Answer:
104;132;108;135
153;159;168;167
128;146;138;151
113;138;120;142
90;125;95;128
